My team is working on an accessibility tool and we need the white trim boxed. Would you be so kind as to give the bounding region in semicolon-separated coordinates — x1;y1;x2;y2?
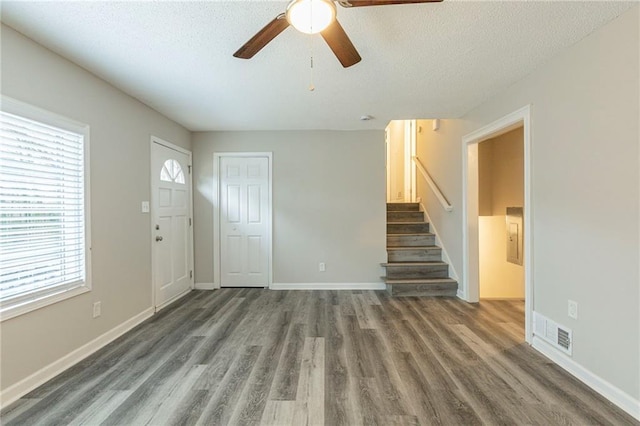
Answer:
1;95;88;133
150;137;195;311
271;282;386;290
414;156;453;212
532;336;640;421
1;286;90;322
213;152;273;290
461;105;533;344
410;120;417;202
403;120;417;202
195;282;215;290
0;307;154;409
385;127;392;203
419;203;459;284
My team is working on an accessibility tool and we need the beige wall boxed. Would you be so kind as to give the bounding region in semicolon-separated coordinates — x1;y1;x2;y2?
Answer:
416;7;639;401
0;25;191;391
415;118;465;279
478;141;494;217
478;127;524;216
479;216;525;299
192;130;386;286
478;128;525;298
386;120;405;202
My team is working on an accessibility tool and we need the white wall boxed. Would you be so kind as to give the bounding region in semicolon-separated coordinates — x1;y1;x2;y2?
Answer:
192;130;387;286
0;25;191;393
417;6;639;404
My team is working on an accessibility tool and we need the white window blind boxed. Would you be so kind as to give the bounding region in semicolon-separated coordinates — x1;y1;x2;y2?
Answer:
1;108;89;313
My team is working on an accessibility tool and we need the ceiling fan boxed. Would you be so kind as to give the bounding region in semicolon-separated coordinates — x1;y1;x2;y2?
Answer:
233;0;443;68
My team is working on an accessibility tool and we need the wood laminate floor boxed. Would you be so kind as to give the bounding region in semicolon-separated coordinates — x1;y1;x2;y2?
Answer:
2;289;637;426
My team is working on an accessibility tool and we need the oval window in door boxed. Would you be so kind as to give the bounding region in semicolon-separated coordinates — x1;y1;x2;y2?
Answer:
160;159;185;184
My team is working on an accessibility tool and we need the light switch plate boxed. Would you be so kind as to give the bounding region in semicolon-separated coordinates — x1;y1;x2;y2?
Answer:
141;201;150;213
93;301;101;318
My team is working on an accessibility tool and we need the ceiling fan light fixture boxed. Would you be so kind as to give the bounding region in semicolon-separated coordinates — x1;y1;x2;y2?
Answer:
286;0;336;35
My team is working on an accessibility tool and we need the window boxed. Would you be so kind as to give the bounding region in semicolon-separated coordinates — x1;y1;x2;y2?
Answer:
160;159;185;184
1;97;91;320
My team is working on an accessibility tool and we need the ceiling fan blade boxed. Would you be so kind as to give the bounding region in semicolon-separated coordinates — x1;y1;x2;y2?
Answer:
321;20;361;68
233;13;289;59
339;0;442;7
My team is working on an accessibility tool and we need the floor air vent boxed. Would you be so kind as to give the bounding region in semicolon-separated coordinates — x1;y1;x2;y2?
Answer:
533;311;572;355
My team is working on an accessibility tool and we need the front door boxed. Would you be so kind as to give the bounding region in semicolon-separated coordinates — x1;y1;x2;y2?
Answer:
219;156;270;287
151;139;193;309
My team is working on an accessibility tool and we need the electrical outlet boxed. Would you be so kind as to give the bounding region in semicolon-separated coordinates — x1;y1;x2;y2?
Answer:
319;262;326;272
93;301;101;318
568;300;578;319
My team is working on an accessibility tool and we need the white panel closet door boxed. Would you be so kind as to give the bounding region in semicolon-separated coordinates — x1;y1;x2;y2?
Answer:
220;156;269;287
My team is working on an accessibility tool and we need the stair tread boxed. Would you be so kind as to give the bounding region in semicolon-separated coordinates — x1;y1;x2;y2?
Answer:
387;221;428;225
381;261;448;266
387;246;440;250
387;233;434;236
383;277;456;283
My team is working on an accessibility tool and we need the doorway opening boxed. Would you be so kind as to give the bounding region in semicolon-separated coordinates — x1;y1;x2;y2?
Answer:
478;127;525;300
462;106;533;343
385;120;417;203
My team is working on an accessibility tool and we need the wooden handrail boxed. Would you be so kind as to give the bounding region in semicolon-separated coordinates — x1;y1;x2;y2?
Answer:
412;156;453;212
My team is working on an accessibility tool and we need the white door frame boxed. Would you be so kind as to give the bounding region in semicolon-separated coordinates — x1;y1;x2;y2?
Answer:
385;128;392;203
404;120;417;202
150;136;194;311
213;152;273;289
461;105;533;343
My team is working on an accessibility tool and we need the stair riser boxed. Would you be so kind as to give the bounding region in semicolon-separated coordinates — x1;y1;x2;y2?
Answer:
387;223;430;234
387;234;435;247
384;265;449;279
387;283;457;297
388;249;441;263
387;211;424;222
387;203;420;211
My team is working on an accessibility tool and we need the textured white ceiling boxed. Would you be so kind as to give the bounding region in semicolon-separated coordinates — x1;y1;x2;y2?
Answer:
1;1;635;131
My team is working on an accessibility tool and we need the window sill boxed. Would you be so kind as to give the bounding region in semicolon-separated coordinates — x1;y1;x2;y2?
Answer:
0;285;91;322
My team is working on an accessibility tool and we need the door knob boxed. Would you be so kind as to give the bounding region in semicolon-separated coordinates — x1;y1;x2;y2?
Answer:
156;236;163;242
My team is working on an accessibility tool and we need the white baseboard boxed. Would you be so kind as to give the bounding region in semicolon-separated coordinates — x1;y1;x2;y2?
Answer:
195;282;215;290
532;336;640;421
270;282;386;290
0;307;154;409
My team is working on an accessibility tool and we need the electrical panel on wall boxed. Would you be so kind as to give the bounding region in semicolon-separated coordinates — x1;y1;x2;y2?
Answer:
506;207;523;265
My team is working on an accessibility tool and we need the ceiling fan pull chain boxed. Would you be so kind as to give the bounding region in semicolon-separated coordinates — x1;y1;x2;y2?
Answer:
309;34;315;91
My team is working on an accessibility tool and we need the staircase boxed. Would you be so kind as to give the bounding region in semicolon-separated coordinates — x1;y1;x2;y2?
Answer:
382;203;458;297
